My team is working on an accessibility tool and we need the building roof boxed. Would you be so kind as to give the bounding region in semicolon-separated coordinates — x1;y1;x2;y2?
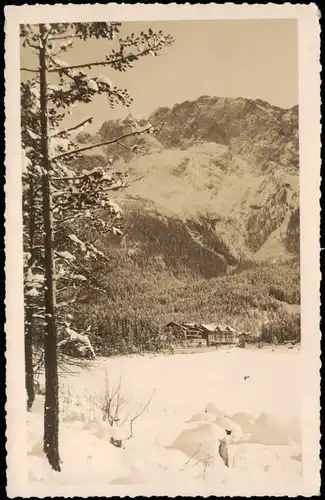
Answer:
200;323;237;333
164;321;186;329
200;323;219;332
164;321;237;334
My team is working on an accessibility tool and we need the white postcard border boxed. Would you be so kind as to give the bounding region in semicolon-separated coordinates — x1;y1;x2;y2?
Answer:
5;3;321;497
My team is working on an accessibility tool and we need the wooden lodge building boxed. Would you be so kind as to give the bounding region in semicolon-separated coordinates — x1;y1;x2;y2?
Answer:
163;321;239;348
200;323;238;346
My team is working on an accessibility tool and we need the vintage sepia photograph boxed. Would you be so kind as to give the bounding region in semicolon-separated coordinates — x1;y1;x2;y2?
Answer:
5;4;321;497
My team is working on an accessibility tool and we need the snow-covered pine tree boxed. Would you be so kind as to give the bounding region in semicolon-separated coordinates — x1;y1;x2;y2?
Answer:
20;21;174;471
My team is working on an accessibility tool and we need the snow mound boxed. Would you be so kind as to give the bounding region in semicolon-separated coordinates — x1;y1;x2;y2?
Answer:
249;412;301;445
27;407;44;457
185;411;218;424
230;412;256;433
205;402;227;420
168;422;228;468
110;471;146;485
25;349;302;495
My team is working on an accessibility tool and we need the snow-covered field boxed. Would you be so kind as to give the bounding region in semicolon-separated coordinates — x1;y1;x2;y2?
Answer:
27;347;302;496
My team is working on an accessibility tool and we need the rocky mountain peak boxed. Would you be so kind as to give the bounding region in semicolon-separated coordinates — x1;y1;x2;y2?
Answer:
72;96;299;277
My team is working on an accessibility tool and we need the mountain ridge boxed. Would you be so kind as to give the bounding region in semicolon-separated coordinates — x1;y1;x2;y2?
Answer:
73;95;299;278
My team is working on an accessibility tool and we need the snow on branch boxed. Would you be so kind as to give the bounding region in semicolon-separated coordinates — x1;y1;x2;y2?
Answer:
54;234;111;294
68;233;87;252
64;233;110;262
56;250;76;261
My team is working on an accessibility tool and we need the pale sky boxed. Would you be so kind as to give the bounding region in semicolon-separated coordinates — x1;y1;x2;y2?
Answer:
21;19;298;134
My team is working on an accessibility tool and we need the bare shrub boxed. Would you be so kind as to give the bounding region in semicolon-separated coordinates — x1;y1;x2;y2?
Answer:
101;374;127;427
85;372;156;446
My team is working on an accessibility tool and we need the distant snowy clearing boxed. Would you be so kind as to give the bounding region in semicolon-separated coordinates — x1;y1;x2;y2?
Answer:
27;347;302;496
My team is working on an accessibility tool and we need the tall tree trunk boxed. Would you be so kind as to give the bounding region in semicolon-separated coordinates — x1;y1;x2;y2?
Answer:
25;174;36;411
39;24;61;472
25;307;35;411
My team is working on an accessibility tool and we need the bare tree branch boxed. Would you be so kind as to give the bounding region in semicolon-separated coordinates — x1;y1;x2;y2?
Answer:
185;444;202;465
52;117;93;138
51;125;153;161
47;44;164;74
127;389;156;440
51;170;111;182
48;34;80;41
52;184;126;196
131;176;145;185
21;67;39;73
26;40;39;50
44;26;53;43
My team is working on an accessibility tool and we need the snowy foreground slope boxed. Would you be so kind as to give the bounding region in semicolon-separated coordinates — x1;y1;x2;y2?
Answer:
27;347;302;496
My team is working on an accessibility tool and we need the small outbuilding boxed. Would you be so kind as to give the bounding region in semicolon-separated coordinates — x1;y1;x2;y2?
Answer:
238;331;255;347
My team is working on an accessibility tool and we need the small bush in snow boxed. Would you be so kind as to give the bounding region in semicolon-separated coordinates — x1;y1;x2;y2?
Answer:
58;328;96;359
